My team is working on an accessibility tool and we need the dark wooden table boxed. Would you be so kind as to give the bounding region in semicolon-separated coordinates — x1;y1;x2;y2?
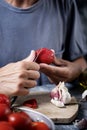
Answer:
55;84;87;130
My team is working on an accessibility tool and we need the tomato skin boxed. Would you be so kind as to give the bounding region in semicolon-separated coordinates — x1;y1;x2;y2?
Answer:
0;121;15;130
31;121;50;130
0;94;10;107
35;48;54;64
0;104;11;121
23;99;38;109
8;111;32;130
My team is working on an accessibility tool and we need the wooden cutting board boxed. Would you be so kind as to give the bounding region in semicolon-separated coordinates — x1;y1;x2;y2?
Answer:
15;92;79;124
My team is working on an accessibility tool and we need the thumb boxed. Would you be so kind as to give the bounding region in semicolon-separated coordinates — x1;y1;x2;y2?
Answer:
23;50;36;62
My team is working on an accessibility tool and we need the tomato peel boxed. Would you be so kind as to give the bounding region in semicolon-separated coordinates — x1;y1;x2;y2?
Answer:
23;98;38;109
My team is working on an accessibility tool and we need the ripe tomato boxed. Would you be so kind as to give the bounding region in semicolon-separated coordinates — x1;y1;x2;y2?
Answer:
0;121;15;130
8;111;32;130
0;103;11;121
35;48;54;64
0;94;10;107
31;121;50;130
23;99;38;109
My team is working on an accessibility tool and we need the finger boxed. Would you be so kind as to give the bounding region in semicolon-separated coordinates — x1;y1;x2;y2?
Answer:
20;79;37;88
9;79;37;96
25;70;40;79
48;73;67;84
23;50;36;62
51;49;55;54
17;70;40;79
53;57;68;66
40;63;67;77
49;75;67;84
14;88;29;96
20;61;40;70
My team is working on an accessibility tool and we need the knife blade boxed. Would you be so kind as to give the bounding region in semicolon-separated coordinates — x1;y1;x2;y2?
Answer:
33;48;43;62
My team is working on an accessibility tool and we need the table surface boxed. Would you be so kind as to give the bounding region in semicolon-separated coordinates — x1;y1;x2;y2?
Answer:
29;83;87;130
15;84;87;130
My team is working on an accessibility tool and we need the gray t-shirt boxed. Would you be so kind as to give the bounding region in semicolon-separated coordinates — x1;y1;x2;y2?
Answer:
0;0;87;85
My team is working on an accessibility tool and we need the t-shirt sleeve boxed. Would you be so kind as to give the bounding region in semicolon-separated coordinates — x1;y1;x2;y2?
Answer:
63;0;87;61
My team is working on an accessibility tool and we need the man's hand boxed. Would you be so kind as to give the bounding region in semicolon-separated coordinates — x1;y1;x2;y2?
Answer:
0;50;40;96
40;56;87;85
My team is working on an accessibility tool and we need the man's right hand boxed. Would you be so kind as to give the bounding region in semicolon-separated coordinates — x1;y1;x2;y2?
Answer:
0;50;40;96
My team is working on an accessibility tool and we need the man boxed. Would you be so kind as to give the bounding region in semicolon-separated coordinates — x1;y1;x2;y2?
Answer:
0;0;87;96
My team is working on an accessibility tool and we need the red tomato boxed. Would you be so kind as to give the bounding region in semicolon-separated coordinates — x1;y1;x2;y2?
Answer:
0;94;10;107
0;121;15;130
35;48;54;64
0;104;11;121
8;111;32;130
31;121;50;130
23;99;38;109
